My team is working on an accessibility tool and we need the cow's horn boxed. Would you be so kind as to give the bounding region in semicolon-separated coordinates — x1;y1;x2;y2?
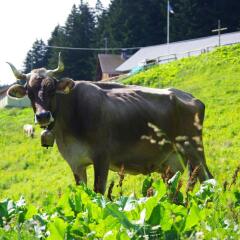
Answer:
6;62;27;81
47;52;64;77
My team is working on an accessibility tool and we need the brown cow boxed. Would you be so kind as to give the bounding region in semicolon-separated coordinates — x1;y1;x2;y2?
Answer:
7;54;213;194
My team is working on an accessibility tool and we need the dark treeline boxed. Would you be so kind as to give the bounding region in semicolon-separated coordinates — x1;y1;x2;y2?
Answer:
23;0;240;80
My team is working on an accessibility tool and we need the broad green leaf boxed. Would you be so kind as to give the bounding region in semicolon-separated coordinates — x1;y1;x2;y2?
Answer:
0;199;16;223
25;205;37;220
171;204;187;217
146;201;173;232
88;216;119;238
145;197;158;220
87;202;103;220
17;208;28;224
136;208;146;225
57;192;75;218
0;199;11;218
73;190;83;213
147;204;161;225
152;179;167;200
103;230;116;240
47;217;68;240
116;229;131;240
234;191;240;207
160;202;174;231
103;204;135;229
69;215;91;238
184;203;201;231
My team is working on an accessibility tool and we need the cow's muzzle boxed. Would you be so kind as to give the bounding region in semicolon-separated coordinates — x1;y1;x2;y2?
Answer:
35;111;54;127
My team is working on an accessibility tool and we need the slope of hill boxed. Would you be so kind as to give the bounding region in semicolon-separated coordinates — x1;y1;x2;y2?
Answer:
0;44;239;239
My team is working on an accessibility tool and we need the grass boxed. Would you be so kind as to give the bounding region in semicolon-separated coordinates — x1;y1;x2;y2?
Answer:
0;43;239;239
0;108;72;206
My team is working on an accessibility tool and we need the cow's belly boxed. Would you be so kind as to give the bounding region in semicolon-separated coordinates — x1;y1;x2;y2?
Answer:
109;141;185;175
56;135;92;172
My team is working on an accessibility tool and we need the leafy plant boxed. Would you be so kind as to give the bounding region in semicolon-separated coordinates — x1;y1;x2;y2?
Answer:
0;172;239;239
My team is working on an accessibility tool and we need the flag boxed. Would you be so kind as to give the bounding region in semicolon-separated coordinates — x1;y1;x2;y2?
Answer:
168;2;174;14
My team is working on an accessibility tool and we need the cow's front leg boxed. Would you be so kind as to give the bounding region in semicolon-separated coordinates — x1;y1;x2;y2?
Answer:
73;166;87;185
93;156;109;194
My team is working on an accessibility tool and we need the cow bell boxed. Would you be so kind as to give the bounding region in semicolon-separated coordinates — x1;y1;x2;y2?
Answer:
41;129;55;148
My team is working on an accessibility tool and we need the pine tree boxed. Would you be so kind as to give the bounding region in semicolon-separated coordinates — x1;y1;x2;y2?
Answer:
95;0;167;50
59;3;96;80
23;39;48;73
171;0;240;42
95;0;104;18
216;0;240;33
45;25;66;79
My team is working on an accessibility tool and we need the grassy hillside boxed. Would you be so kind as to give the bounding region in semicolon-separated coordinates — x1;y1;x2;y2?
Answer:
0;108;73;206
0;44;239;239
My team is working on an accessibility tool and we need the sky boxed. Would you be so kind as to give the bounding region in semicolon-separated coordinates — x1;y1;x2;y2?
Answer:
0;0;110;85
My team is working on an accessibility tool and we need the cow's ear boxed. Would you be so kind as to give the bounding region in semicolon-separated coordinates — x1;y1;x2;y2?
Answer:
7;84;26;98
56;78;75;94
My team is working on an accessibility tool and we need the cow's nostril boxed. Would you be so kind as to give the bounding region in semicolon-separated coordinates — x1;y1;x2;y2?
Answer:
36;111;51;122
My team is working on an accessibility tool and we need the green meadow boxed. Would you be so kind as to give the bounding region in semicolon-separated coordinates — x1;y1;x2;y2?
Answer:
0;44;239;239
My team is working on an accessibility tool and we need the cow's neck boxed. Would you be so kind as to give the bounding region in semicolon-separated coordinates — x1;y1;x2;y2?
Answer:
54;92;76;138
53;82;103;147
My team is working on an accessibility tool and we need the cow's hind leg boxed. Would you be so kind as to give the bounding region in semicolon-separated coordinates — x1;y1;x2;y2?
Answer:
163;151;187;176
183;140;213;182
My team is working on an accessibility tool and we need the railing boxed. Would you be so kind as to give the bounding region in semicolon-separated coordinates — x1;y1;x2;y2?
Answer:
155;41;240;64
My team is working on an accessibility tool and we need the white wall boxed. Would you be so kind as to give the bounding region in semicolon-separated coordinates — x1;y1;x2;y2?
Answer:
0;95;30;108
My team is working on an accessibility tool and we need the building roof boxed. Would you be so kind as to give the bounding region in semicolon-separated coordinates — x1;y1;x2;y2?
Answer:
116;31;240;72
98;54;125;74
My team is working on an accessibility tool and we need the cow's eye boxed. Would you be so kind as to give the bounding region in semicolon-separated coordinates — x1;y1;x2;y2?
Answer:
44;89;55;97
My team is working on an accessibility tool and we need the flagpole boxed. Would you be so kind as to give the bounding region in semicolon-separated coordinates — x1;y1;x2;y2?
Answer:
167;0;170;44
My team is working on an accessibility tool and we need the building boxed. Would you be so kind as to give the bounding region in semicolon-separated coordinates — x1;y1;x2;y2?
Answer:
96;54;126;81
116;31;240;73
0;85;30;108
